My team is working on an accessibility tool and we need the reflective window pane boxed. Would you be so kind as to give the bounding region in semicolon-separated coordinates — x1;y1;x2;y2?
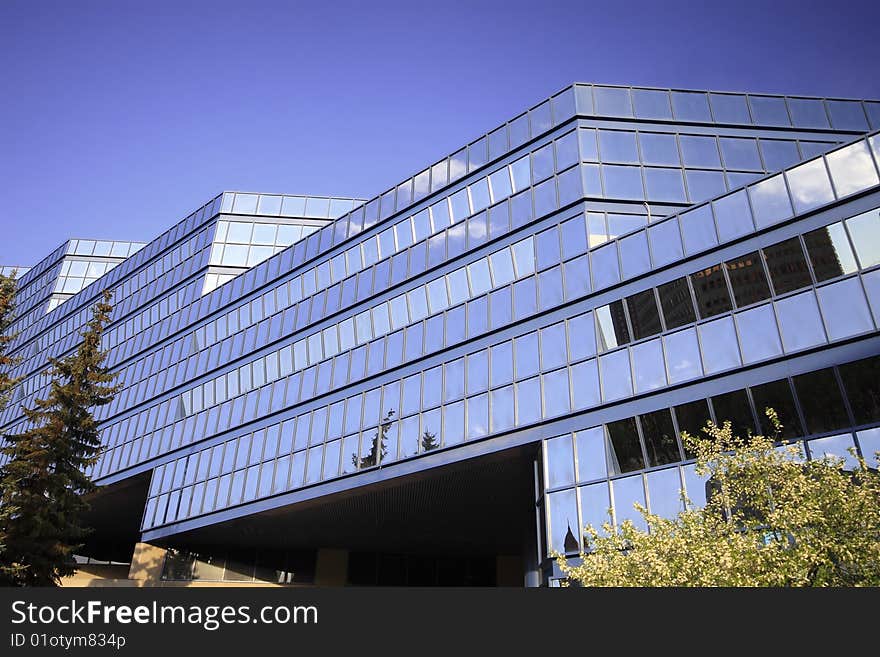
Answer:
599;349;632;402
845;208;880;269
612;475;647;531
761;140;801;171
578;128;598;161
749;95;790;126
786;158;835;213
858;427;880;469
816;277;873;340
748;175;793;228
619;231;651;279
680;135;721;168
594;86;632;117
491;385;515;432
571;359;600;410
639;132;679;166
645;167;686;203
826;142;879;198
491;342;513;388
576;426;607;481
671;91;711;122
699;316;741;374
735;304;782;364
468;393;489;441
808;434;859;470
686;169;727;204
543;369;571;418
632;88;672;120
560;215;587;261
712;190;754;242
648;217;683;268
591;243;620;289
541;322;568;370
647;467;684;519
679;205;718;255
545;434;576;488
547;489;579;554
682;463;709;508
563;255;590;301
514;332;540;379
631;338;666;393
775;291;827;352
720;137;761;171
664;327;702;384
787;98;830;129
580;482;613;539
827;100;869;131
568;312;596;362
602;165;644;199
599;130;639;163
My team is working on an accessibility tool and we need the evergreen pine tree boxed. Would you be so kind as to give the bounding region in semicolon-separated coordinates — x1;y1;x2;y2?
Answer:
420;429;439;452
0;291;119;586
0;272;18;406
352;409;395;469
0;272;22;582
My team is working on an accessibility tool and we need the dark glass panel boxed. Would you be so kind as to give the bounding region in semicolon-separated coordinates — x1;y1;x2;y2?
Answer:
762;237;812;294
710;390;756;439
605;418;644;474
638;409;681;466
749;378;803;439
804;223;858;282
726;251;771;307
792;368;850;434
626;289;662;340
658;278;696;329
838;356;880;426
691;264;732;318
675;399;712;455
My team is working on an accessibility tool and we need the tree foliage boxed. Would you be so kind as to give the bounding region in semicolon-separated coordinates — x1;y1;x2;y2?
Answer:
0;291;119;586
0;272;18;407
420;430;439;452
353;409;396;469
557;411;880;587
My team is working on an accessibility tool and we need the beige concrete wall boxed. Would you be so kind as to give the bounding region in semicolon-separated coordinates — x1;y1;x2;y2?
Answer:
128;542;167;582
60;542;299;587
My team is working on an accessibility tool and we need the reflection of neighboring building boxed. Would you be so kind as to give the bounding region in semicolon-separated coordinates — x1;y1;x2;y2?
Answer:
1;83;879;586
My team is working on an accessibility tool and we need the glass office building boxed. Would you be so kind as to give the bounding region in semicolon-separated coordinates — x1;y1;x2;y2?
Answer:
2;84;879;586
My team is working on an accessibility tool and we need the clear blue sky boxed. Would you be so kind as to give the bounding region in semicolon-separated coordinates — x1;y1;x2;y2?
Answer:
2;0;878;266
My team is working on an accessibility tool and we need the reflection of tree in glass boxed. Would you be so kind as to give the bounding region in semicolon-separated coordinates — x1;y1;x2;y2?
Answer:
421;430;440;452
351;409;395;470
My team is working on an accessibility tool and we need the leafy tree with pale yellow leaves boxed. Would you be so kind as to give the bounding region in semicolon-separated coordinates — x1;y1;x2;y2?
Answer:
557;411;880;586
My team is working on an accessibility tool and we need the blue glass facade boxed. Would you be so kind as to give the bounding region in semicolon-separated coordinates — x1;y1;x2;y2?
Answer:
2;84;879;585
